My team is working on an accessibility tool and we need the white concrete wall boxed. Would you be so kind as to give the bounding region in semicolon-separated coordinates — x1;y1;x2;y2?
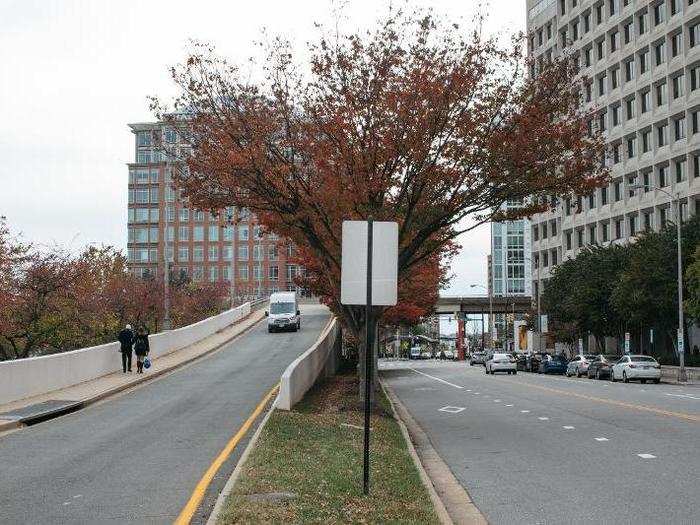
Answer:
0;303;252;406
277;318;340;411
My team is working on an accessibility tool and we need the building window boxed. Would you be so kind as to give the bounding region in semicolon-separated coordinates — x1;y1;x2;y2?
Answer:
209;267;219;282
694;155;700;178
208;245;219;261
657;123;669;146
577;229;584;247
597;39;605;60
137;131;152;147
624;21;633;43
629;215;637;236
656;82;667;106
624;58;635;81
653;2;665;25
269;265;279;281
178;226;189;241
690;24;700;48
614;179;622;201
602;222;610;242
239;266;249;281
589;224;597;244
654;40;666;65
642;129;652;152
674;117;686;141
625;97;635;119
601;186;608;205
253;245;263;261
659;165;669;187
691;66;700;91
178;246;189;262
640;50;649;74
692;111;700;135
627;136;637;158
238;245;249;261
676;160;687;182
671;32;682;57
193;245;204;262
611;67;620;89
208;225;219;242
598;74;606;96
672;75;684;99
610;30;620;52
566;231;573;250
641;90;651;113
179;208;189;222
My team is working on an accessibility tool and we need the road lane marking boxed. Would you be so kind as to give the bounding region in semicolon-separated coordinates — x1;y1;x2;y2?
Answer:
494;399;501;402
501;379;700;422
505;404;513;407
594;437;609;442
538;417;549;421
520;410;530;413
666;393;700;401
638;453;656;459
409;368;464;389
174;383;279;525
473;392;480;395
562;426;575;430
439;406;466;413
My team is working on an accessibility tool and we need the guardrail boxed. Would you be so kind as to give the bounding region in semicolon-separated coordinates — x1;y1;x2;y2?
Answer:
0;302;255;406
277;318;341;410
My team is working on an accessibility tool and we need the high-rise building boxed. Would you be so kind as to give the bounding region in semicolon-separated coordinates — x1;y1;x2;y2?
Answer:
527;0;700;302
489;201;532;348
126;121;303;297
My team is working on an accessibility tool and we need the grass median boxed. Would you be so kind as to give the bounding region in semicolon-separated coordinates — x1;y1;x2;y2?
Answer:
218;370;440;524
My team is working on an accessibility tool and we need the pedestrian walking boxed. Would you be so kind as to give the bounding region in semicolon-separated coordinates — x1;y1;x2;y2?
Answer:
118;324;134;373
134;325;150;374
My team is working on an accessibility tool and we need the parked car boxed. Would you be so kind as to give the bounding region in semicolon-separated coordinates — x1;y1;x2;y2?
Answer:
420;350;432;359
485;353;517;375
409;346;421;360
587;354;620;380
513;353;528;371
565;354;598;377
539;354;568;374
611;355;661;384
440;350;455;360
470;351;486;366
527;352;547;373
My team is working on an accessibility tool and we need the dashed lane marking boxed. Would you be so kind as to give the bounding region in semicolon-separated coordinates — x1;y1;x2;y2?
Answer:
638;453;656;459
494;399;501;402
520;410;530;413
538;417;549;421
500;378;700;423
594;437;609;442
505;404;514;407
562;426;575;430
409;368;464;389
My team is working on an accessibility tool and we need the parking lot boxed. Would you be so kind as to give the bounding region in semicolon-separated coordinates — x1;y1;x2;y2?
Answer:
380;359;700;525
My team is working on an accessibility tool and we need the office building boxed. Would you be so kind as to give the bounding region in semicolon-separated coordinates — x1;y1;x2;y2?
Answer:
126;121;303;297
527;0;700;302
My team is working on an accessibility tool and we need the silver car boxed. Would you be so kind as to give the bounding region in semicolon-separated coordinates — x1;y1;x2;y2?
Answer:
565;354;598;377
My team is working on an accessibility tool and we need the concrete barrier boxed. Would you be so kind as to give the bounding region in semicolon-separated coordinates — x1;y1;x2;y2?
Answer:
277;318;341;411
661;365;699;383
0;302;253;406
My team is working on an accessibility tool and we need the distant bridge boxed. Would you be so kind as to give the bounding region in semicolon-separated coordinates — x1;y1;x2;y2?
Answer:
435;295;532;315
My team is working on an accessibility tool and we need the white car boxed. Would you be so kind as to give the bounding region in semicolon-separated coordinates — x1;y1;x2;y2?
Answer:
565;354;598;377
486;353;517;375
611;355;661;383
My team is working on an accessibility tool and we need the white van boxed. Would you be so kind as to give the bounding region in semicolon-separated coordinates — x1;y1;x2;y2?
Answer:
266;292;300;333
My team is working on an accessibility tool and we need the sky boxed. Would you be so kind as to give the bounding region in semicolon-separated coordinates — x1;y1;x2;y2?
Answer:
0;0;525;318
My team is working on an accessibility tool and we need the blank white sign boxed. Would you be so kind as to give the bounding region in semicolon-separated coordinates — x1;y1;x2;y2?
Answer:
340;221;398;306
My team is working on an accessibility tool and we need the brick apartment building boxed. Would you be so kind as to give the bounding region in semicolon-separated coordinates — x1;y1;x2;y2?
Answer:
126;121;304;298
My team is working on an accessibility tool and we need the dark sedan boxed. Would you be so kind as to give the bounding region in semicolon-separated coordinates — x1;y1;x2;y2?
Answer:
539;354;568;374
587;354;620;380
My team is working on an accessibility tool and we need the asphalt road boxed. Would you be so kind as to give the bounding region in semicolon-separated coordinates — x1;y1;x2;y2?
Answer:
0;304;330;525
381;360;700;525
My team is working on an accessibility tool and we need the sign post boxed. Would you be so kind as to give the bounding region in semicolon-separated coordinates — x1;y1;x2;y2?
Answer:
341;219;398;496
624;332;630;354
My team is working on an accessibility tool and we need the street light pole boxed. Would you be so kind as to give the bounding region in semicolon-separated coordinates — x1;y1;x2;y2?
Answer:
631;184;686;382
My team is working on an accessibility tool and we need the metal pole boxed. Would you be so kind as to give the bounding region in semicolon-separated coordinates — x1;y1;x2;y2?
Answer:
676;196;687;382
228;209;237;308
536;262;541;352
489;287;494;350
481;312;485;351
363;217;374;495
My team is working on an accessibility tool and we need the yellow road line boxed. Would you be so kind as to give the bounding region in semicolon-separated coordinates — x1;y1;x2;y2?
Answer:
174;383;280;525
502;379;699;423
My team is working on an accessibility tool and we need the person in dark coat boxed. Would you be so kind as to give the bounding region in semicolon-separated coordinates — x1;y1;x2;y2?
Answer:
118;324;134;373
133;325;150;374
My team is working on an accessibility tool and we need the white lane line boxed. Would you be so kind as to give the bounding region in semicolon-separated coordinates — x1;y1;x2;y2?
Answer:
520;410;530;413
562;426;575;430
439;406;466;414
505;404;514;407
538;417;549;421
73;495;82;499
594;437;609;442
466;389;472;392
666;393;700;400
493;399;501;402
410;368;464;389
637;453;656;459
473;392;480;395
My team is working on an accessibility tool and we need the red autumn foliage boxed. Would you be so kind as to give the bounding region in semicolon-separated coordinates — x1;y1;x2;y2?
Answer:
152;7;607;348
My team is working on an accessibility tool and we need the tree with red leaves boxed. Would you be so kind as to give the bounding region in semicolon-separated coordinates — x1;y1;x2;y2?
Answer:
153;7;607;384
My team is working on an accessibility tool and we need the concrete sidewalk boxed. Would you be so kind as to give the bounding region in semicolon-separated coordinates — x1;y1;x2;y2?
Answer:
0;309;265;432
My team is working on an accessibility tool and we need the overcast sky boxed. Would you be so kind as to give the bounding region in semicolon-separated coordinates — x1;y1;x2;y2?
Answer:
0;0;525;309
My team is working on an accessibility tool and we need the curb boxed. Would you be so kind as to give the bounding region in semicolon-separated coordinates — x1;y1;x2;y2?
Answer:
381;380;488;525
2;311;265;429
205;394;279;525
